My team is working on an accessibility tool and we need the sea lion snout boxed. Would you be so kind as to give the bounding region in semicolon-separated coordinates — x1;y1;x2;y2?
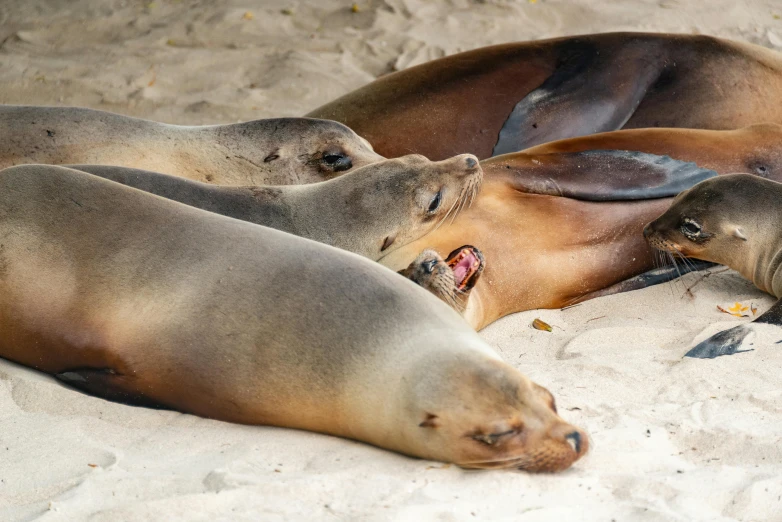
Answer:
565;430;583;454
450;153;481;175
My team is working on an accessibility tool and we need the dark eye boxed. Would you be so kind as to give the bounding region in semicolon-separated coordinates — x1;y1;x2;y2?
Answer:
321;152;352;172
427;191;442;214
422;258;437;274
680;219;701;238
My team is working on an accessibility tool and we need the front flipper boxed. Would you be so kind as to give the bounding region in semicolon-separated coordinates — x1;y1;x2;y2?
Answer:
571;261;716;304
492;40;666;156
685;298;782;359
492;149;718;201
685;325;754;359
56;368;169;409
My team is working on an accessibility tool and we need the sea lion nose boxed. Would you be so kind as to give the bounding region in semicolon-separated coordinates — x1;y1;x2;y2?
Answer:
565;431;582;454
643;224;654;238
464;156;478;169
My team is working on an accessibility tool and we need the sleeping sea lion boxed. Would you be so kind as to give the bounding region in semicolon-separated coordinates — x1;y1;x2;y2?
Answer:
308;33;782;159
0;105;384;185
0;164;587;472
67;153;482;260
644;174;782;359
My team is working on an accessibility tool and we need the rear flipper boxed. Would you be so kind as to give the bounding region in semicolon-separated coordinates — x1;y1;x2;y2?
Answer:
492;39;667;155
496;149;718;201
685;298;782;359
56;368;169;409
569;261;716;303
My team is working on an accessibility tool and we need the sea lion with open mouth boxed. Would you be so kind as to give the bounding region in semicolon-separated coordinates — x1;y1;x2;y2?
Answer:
644;174;782;359
399;246;485;314
0;105;384;185
308;33;782;159
67;153;482;260
0;164;587;472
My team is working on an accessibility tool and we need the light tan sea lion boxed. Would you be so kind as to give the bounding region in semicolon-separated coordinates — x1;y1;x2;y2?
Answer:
0;105;384;185
0;164;587;472
644;174;782;359
68;153;482;260
308;33;782;160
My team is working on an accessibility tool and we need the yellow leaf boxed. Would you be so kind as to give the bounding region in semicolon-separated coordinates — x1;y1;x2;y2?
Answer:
243;11;254;20
532;318;552;332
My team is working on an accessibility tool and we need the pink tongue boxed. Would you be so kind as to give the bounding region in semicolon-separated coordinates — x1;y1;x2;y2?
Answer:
452;253;476;284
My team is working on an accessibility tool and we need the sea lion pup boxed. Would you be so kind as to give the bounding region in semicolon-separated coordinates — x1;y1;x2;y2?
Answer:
0;105;384;185
307;33;782;159
644;174;782;359
399;246;485;314
0;164;587;472
66;153;482;260
378;150;723;330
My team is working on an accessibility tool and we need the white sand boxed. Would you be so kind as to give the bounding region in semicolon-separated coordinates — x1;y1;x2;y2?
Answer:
1;1;782;520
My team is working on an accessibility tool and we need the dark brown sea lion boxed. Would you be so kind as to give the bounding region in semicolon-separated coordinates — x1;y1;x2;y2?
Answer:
644;174;782;359
0;164;587;472
0;105;384;185
308;33;782;160
67;152;482;260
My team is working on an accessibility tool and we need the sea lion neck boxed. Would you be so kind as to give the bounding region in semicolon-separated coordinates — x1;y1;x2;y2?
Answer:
737;206;782;298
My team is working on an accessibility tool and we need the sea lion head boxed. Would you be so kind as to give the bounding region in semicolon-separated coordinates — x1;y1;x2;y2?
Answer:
398;349;589;472
644;174;776;291
322;153;483;260
229;117;385;183
399;245;485;313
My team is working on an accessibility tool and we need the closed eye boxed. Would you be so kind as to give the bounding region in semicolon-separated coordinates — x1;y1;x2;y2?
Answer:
471;429;519;446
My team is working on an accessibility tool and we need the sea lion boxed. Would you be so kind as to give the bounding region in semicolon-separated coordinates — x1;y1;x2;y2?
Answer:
0;105;384;185
644;174;782;359
0;164;587;472
65;153;482;260
379;122;782;329
377;150;720;329
308;33;782;160
399;246;485;314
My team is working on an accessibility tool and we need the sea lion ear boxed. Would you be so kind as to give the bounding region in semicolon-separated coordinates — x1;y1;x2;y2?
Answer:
419;413;440;428
731;226;748;241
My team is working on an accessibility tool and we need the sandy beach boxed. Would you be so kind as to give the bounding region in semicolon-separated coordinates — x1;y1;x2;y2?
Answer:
1;1;782;520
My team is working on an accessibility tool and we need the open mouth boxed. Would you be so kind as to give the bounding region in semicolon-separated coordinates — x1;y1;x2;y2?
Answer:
445;245;485;291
